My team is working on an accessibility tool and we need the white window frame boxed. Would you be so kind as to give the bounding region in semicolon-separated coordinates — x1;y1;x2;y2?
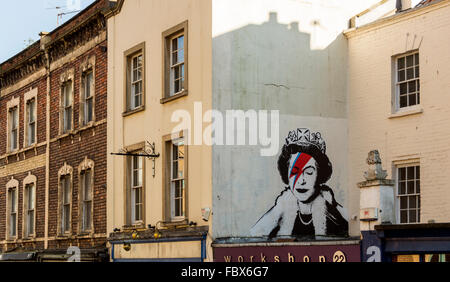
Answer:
58;163;73;235
80;169;93;232
6;96;20;153
170;138;185;220
23;182;36;238
81;70;95;127
169;33;185;97
130;155;143;225
395;163;421;224
6;178;19;240
395;51;420;111
24;88;38;148
130;53;143;110
78;157;95;234
61;81;73;133
59;69;74;135
9;106;19;152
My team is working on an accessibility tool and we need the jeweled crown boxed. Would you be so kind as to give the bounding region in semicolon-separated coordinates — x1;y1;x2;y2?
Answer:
285;128;326;154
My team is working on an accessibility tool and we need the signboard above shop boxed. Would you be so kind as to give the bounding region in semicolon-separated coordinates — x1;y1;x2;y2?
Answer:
212;241;361;262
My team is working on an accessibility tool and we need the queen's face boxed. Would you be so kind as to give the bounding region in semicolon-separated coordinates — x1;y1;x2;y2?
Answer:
288;153;318;202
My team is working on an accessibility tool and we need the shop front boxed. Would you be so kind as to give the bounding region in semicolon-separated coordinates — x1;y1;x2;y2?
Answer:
372;223;450;262
212;240;361;262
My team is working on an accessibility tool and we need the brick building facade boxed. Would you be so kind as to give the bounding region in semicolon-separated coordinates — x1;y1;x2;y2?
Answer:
0;0;112;261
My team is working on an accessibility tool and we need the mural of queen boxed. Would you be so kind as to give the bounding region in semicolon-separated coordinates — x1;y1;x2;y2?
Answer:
250;128;348;238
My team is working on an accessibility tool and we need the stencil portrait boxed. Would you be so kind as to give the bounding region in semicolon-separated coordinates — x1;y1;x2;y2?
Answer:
250;128;348;238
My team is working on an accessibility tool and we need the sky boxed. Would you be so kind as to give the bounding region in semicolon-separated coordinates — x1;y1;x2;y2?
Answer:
0;0;95;64
0;0;425;64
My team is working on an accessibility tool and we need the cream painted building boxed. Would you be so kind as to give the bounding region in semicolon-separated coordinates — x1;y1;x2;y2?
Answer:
346;0;450;262
106;0;212;262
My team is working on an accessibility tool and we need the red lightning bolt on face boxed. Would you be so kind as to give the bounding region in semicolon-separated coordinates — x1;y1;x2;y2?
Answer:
289;153;313;189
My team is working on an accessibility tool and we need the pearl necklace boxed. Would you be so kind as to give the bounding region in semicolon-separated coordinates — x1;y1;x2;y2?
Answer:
298;212;313;225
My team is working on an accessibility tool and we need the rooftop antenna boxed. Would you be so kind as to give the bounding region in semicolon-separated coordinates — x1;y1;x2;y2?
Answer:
57;10;81;26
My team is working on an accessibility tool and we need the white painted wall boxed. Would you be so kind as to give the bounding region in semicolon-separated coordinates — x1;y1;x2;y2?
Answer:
211;0;380;239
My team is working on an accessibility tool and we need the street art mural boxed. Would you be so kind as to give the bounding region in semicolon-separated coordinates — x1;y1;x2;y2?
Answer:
250;128;348;238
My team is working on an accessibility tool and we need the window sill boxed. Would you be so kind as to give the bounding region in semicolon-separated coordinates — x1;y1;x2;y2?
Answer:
76;233;94;239
79;121;96;131
122;223;146;231
22;236;37;241
389;107;423;119
160;90;188;104
122;106;145;117
56;234;72;240
160;219;188;228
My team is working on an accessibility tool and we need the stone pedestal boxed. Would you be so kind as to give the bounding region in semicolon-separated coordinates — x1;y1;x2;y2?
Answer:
358;150;395;231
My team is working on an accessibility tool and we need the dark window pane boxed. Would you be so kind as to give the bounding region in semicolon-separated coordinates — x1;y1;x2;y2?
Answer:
173;144;178;160
409;196;417;209
415;66;419;78
415;53;419;65
400;95;407;108
407;68;414;80
174;80;180;93
416;180;420;193
172;51;178;65
416;166;420;179
175;198;180;216
401;210;408;223
172;161;178;179
400;197;408;209
407;55;414;67
398;70;405;82
418;196;421;208
407;180;415;194
417;92;420;104
399;167;406;181
408;93;416;106
400;83;407;94
408;81;416;92
172;38;178;51
409;210;417;223
399;181;406;195
398;57;405;69
407;167;415;180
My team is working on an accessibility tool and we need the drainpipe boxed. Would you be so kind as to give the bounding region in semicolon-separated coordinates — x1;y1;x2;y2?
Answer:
39;31;51;250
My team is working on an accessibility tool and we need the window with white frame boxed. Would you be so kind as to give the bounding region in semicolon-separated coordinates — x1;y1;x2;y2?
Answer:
396;52;420;109
60;174;71;233
9;106;18;151
26;98;36;146
81;70;94;126
397;165;420;224
170;138;185;220
130;155;143;224
162;21;188;102
24;183;36;237
61;80;73;133
8;187;17;238
169;34;185;96
80;169;93;232
130;54;143;110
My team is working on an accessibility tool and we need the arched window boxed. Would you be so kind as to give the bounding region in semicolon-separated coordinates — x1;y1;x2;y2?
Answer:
58;163;73;235
78;157;94;233
23;173;37;238
6;178;19;239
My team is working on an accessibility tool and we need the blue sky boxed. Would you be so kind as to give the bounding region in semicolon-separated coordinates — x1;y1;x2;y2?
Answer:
0;0;95;64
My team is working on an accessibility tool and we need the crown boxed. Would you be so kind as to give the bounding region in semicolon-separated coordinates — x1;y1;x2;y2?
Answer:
285;128;326;154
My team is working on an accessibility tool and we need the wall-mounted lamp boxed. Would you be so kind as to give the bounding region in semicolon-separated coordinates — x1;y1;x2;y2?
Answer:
123;243;131;251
